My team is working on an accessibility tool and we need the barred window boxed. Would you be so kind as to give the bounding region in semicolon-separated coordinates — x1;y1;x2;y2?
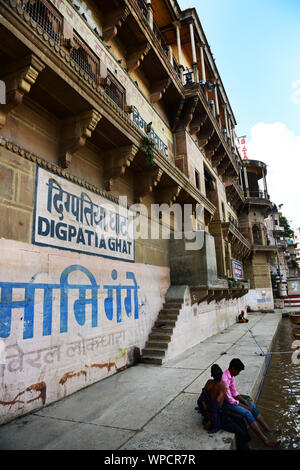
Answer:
70;33;99;82
105;73;125;111
22;0;62;43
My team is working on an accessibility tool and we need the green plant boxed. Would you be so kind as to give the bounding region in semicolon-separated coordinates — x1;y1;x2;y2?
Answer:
141;135;156;166
279;215;294;238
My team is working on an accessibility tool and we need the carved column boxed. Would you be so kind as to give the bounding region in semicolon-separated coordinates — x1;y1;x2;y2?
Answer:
0;54;45;129
59;110;102;169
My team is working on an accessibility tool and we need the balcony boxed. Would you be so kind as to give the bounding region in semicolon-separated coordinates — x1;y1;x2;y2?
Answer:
244;190;273;216
225;179;245;210
221;222;252;260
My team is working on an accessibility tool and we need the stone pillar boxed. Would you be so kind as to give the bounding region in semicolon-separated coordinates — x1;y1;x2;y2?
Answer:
243;167;250;197
175;21;183;67
223;104;230;140
189;22;199;82
146;1;153;30
228;116;234;148
263;169;268;199
168;44;174;66
199;42;206;82
214;81;220;121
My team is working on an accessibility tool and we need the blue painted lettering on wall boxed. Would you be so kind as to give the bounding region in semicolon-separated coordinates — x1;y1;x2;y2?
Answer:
132;106;168;157
0;265;139;340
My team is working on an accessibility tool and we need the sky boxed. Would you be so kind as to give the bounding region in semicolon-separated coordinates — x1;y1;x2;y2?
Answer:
179;0;300;230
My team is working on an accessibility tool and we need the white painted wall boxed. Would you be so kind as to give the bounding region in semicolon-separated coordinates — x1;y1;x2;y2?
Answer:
0;239;170;424
165;287;247;361
245;288;274;312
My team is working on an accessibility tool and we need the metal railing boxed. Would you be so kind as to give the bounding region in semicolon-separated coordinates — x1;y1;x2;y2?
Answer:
70;34;98;82
22;0;62;43
137;0;148;19
183;70;194;86
153;21;169;57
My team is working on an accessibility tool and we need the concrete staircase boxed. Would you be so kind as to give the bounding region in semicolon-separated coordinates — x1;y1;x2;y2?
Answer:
141;299;183;365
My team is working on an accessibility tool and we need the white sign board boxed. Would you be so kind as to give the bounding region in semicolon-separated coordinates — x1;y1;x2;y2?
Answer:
33;167;134;262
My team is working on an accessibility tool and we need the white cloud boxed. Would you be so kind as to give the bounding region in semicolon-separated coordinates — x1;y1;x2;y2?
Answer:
291;80;300;105
247;122;300;230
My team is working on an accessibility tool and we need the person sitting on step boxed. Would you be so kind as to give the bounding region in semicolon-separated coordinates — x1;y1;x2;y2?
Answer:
221;358;281;448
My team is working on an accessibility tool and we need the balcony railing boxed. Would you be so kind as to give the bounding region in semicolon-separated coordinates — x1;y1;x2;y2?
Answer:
70;34;99;82
105;75;125;111
183;69;194;86
172;57;181;80
137;0;148;20
153;21;169;57
21;0;62;43
245;190;270;200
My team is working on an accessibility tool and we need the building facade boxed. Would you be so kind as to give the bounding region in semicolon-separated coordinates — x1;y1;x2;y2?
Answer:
0;0;277;424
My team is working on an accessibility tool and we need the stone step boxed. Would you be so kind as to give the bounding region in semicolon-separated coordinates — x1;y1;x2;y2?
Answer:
161;307;180;315
141;356;164;365
146;340;169;349
151;327;174;335
162;303;182;310
155;319;176;328
142;347;166;357
159;309;179;316
149;332;172;342
157;312;178;321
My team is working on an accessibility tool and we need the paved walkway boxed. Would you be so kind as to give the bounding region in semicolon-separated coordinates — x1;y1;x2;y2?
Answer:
0;312;282;450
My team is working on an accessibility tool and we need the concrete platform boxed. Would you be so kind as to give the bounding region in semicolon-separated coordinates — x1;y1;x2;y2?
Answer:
0;312;282;450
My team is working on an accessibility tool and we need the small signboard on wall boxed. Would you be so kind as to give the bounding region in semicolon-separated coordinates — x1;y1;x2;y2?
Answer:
232;260;243;280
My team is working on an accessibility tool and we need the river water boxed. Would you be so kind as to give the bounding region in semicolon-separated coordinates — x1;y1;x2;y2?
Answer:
251;317;300;450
